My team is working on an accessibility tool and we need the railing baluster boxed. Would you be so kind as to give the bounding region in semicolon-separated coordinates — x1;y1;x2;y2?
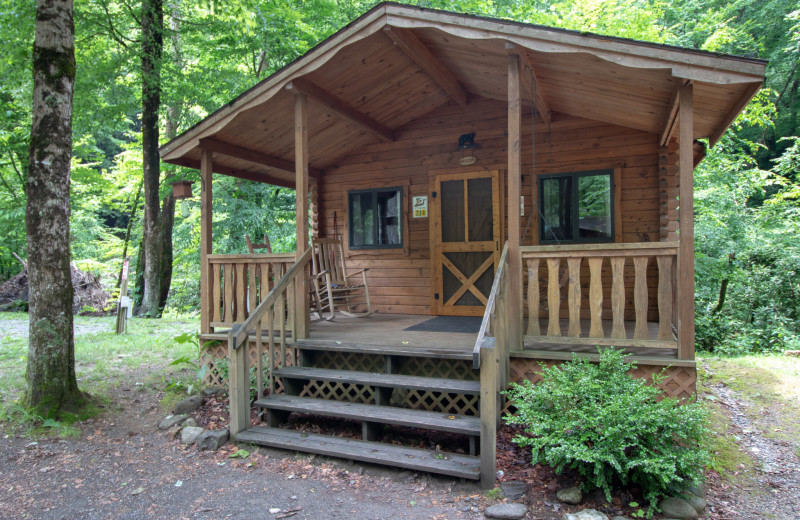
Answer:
248;263;257;318
546;258;561;336
611;257;626;339
657;255;673;340
223;264;233;324
633;256;649;339
212;263;221;324
526;259;540;336
588;257;604;338
235;263;246;322
567;258;581;337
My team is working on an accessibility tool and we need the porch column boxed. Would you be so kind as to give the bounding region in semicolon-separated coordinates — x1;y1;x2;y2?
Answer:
294;92;310;339
200;149;213;335
507;54;523;351
677;84;695;360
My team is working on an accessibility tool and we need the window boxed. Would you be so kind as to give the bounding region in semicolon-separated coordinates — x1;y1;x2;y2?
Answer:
539;170;614;244
348;187;403;249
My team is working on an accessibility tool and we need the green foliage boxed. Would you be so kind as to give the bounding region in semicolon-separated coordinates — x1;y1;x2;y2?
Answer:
504;349;709;513
167;331;211;394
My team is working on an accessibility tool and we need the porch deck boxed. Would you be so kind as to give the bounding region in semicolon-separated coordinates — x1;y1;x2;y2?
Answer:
304;313;689;366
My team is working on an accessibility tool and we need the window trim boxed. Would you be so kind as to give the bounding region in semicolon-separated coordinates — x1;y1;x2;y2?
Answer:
538;169;615;245
347;186;404;250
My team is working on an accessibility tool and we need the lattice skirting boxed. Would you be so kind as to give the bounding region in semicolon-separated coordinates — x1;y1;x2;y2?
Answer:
200;339;295;392
508;357;697;405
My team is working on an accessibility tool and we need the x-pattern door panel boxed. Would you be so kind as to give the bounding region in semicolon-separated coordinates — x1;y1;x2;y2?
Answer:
432;170;501;316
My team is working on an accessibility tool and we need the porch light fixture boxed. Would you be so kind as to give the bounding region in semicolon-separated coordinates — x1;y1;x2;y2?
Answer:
457;132;479;166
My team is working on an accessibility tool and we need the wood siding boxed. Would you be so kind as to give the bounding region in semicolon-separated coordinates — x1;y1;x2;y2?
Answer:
317;97;669;316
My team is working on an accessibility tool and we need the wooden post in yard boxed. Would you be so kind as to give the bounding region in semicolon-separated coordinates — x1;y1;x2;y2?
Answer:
507;54;523;352
295;93;310;339
228;328;250;436
677;83;695;360
200;150;213;336
115;257;129;334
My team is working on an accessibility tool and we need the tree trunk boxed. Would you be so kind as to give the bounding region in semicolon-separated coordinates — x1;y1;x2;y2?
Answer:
138;0;164;317
24;0;82;416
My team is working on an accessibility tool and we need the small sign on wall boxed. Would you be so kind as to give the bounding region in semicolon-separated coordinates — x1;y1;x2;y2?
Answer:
413;195;428;218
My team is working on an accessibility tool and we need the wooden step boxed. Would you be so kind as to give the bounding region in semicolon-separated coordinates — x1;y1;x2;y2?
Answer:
235;426;480;479
274;367;481;394
254;395;480;435
291;339;472;360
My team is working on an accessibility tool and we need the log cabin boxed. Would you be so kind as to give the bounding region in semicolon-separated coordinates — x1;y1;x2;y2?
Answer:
159;2;767;487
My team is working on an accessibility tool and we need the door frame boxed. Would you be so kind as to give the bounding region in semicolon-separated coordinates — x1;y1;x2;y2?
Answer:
429;170;502;316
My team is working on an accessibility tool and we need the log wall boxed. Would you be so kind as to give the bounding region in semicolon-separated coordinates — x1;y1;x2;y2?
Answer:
318;97;670;316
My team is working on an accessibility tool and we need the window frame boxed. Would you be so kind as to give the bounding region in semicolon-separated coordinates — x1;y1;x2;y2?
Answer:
347;186;404;250
538;169;615;245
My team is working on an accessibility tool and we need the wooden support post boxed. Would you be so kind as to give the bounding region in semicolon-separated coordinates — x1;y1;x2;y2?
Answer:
295;93;310;340
200;150;213;335
677;84;695;360
228;330;249;436
479;344;497;489
507;53;523;352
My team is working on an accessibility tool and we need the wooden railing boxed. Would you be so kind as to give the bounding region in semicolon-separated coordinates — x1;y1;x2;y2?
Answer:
227;249;312;435
205;253;295;330
521;242;679;351
473;241;508;489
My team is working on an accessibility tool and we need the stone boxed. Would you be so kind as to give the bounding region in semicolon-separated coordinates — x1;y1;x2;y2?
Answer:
181;426;204;444
158;414;188;430
173;394;204;414
562;510;609;520
561;509;609;520
202;385;225;396
556;486;583;505
658;497;699;520
484;503;528;519
165;425;181;439
685;482;705;499
500;480;528;500
683;494;707;515
181;417;198;428
197;429;229;450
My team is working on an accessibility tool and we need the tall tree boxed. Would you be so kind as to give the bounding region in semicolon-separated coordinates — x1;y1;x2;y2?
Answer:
138;0;164;316
24;0;82;415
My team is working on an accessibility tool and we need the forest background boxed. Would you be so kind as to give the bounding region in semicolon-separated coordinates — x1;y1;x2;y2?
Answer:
1;0;799;356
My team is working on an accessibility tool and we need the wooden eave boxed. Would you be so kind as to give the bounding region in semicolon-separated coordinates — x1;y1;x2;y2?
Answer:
159;2;766;187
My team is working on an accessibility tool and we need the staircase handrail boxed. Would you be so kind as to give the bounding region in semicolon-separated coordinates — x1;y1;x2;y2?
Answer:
473;241;509;369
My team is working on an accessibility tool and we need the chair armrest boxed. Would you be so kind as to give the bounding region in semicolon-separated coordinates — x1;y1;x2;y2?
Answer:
345;269;369;278
312;269;331;279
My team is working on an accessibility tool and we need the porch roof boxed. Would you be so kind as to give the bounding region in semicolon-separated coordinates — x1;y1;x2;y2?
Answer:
159;2;767;189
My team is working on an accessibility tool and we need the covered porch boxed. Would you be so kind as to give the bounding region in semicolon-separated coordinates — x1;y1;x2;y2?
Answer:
159;3;765;488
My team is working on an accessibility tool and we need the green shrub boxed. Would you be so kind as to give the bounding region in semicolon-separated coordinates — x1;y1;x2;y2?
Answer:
504;348;709;513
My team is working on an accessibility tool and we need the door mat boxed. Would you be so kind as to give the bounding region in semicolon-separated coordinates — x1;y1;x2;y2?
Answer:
403;316;482;334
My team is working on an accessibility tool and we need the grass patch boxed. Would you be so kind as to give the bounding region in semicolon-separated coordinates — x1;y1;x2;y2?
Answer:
1;314;200;435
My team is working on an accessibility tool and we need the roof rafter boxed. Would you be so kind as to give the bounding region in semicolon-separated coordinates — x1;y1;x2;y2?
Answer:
660;84;683;146
173;156;300;189
285;78;395;142
506;43;551;124
383;26;468;107
198;137;321;178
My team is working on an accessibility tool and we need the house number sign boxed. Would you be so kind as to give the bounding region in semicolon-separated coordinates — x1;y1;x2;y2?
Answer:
413;195;428;218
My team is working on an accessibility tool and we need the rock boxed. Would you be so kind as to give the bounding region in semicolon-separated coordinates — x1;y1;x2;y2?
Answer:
556;486;583;505
181;417;198;428
181;426;204;444
165;425;181;439
158;414;188;430
658;497;699;520
683;494;706;514
484;503;528;519
684;482;705;499
561;509;609;520
173;394;204;414
500;480;528;500
202;385;225;396
197;429;229;450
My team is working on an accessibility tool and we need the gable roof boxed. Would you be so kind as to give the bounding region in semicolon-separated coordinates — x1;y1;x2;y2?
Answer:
160;2;766;187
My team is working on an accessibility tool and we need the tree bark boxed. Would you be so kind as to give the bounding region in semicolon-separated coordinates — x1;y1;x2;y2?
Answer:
138;0;164;317
24;0;82;416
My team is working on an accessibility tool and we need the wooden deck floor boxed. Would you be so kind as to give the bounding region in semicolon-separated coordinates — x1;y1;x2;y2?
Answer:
307;313;688;365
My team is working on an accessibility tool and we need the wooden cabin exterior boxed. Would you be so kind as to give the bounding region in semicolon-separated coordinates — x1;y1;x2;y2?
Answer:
160;3;766;487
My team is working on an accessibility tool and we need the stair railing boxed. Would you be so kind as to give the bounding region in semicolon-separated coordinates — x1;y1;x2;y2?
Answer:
473;241;509;489
227;248;312;436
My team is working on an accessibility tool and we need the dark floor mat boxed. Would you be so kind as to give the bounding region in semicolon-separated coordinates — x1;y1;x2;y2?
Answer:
403;316;482;334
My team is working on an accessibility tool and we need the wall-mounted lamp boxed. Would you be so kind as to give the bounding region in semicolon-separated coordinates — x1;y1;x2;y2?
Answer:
457;132;479;166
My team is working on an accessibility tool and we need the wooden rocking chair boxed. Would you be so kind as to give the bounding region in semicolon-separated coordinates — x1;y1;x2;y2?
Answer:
311;237;372;319
245;234;272;254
